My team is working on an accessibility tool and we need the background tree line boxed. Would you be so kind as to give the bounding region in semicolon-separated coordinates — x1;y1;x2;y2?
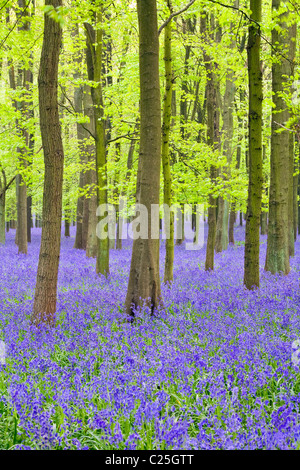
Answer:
0;0;299;324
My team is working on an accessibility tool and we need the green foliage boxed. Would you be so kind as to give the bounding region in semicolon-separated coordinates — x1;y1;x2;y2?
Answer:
0;0;299;223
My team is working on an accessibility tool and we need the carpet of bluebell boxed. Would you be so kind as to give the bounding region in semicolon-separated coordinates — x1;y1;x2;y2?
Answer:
0;225;300;449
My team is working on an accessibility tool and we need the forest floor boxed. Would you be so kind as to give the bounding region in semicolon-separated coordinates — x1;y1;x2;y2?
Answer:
0;225;300;449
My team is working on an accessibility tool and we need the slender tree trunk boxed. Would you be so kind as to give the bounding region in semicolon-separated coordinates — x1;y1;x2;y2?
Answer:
15;176;20;246
116;119;139;249
298;163;300;235
17;169;27;254
26;77;34;244
73;69;85;249
116;211;122;250
179;18;193;140
293;156;298;241
63;185;72;239
73;29;90;251
0;171;6;244
201;13;219;271
265;0;291;275
27;196;32;242
161;15;174;284
244;0;263;289
85;11;109;276
78;98;92;253
16;0;33;255
175;204;185;245
288;132;295;255
85;97;97;259
229;98;243;245
288;22;296;255
176;16;194;243
32;0;64;326
64;217;70;237
260;144;268;235
228;204;236;244
6;17;23;250
74;175;84;247
125;0;162;317
113;143;122;250
261;210;268;235
103;22;114;254
215;55;235;252
86;165;98;258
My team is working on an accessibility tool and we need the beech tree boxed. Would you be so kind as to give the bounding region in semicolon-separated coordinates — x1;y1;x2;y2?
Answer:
84;2;109;276
201;12;220;272
288;22;297;257
215;13;236;254
32;0;64;326
243;0;263;289
265;0;292;275
161;1;174;284
73;27;88;251
125;0;162;317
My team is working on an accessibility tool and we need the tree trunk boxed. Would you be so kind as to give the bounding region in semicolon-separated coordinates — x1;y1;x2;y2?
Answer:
228;203;236;244
73;125;86;247
244;0;263;289
125;0;162;317
260;144;268;235
17;169;27;254
288;132;295;255
86;184;98;258
64;218;70;237
32;0;64;326
15;176;20;246
215;58;235;252
27;195;32;242
0;171;6;244
179;18;193;140
16;0;33;255
26;63;34;245
117;118;139;249
201;13;219;271
288;22;296;255
103;20;114;251
261;210;268;235
86;149;98;258
293;157;298;241
175;204;184;245
298;165;300;235
161;16;174;284
85;12;109;276
265;0;291;275
229;97;243;245
73;29;88;251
